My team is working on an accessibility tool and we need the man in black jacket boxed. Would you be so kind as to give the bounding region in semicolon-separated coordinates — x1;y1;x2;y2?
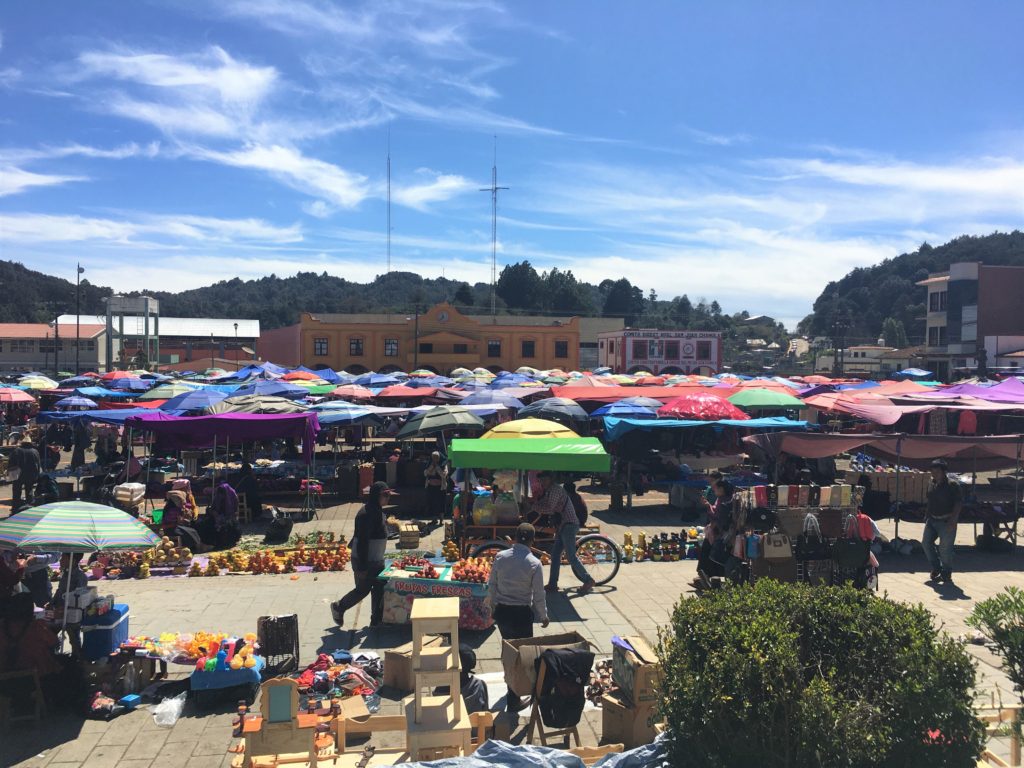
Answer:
10;440;41;509
331;481;392;627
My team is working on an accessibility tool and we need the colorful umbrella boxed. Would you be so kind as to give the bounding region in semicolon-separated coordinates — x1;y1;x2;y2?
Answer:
591;402;657;419
518;397;588;423
330;384;374;400
396;405;486;439
658;393;750;421
0;501;160;553
100;370;136;381
55;396;98;410
282;370;322;381
19;377;58;390
0;387;35;403
460;390;525;409
481;418;580;439
728;389;805;409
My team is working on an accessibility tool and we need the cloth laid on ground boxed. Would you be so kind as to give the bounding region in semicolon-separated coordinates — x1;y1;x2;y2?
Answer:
393;736;668;768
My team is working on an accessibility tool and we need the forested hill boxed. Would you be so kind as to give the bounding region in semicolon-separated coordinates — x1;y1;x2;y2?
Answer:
799;231;1024;344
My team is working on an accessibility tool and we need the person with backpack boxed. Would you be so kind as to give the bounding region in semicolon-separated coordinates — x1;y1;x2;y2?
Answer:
533;472;595;595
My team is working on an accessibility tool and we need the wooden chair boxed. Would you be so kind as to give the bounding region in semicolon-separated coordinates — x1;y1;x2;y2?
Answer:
468;711;493;753
0;669;47;728
978;707;1021;767
238;493;253;525
237;677;319;768
527;661;580;747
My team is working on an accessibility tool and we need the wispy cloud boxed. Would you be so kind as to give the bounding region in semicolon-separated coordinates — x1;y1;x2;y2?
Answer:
0;166;85;197
391;172;475;211
0;143;159;197
680;124;752;147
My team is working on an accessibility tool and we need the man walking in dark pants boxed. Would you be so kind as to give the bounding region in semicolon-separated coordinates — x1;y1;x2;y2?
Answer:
10;440;41;511
487;523;548;710
331;482;393;628
923;459;961;585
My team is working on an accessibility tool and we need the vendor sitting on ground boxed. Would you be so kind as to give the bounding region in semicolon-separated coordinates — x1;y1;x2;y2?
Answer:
458;644;488;714
232;462;265;519
196;481;241;551
0;592;63;697
162;489;194;535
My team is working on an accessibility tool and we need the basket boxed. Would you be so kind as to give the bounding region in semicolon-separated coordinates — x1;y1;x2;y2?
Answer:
257;614;299;677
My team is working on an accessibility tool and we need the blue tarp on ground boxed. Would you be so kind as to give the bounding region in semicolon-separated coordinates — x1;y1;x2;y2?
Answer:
603;415;809;441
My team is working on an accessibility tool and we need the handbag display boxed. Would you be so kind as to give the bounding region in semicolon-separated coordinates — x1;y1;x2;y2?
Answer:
745;533;762;560
832;514;870;570
795;513;830;561
763;531;792;560
747;507;777;532
808;485;821;506
732;535;745;559
776;485;790;508
754;485;768;506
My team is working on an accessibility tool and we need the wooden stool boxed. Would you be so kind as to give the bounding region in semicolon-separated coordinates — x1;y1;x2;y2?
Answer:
238;493;253;524
0;669;47;729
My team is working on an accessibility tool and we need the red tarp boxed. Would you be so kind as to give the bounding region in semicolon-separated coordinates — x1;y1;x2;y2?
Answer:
552;385;736;403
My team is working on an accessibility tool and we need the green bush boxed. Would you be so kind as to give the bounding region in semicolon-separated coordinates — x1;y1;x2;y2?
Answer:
657;580;983;768
968;586;1024;703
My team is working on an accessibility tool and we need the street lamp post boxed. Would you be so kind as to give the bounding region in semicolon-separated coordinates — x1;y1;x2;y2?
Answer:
76;263;84;375
233;322;239;370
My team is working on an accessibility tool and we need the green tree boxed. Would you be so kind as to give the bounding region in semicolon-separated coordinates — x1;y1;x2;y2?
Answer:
881;316;909;348
495;261;544;310
659;580;983;768
453;283;474;307
541;268;591;314
602;278;645;322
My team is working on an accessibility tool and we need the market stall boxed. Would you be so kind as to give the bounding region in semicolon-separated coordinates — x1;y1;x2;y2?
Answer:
379;556;493;630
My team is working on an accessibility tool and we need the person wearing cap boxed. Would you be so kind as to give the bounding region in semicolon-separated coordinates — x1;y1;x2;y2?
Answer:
487;523;548;711
332;481;393;627
533;471;595;595
458;644;488;714
923;459;961;584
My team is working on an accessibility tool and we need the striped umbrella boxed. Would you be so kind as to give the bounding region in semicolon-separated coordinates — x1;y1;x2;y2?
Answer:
0;501;161;553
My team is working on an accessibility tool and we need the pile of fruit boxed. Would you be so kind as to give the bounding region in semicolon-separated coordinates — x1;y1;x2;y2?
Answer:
147;537;193;568
451;557;490;584
246;551;283;575
442;541;460;562
391;556;440;579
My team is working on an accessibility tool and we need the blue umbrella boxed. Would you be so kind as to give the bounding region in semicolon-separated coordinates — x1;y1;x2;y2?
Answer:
591;401;657;419
353;372;401;387
105;377;150;391
491;374;534;389
159;388;230;412
55;396;98;410
616;396;666;409
59;376;95;388
519;397;589;423
461;390;525;409
232;379;308;399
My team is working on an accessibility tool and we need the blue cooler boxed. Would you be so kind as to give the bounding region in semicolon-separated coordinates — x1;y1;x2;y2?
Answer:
81;604;130;660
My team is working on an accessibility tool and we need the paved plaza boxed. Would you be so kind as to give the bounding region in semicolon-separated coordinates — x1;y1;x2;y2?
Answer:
2;488;1023;767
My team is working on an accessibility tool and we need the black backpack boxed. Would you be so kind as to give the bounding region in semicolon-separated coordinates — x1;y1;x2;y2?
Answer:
564;483;588;527
263;510;293;545
534;648;594;728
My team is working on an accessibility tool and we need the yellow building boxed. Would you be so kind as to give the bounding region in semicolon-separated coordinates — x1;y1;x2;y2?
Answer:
293;303;581;374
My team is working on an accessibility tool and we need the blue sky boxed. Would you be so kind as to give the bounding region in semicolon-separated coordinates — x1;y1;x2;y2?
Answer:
1;1;1022;327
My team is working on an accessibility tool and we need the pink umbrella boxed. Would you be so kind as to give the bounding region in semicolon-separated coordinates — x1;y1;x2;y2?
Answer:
0;388;35;403
658;393;750;421
330;385;374;400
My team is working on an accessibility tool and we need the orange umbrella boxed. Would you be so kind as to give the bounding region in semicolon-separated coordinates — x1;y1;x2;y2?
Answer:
282;371;322;381
101;370;135;380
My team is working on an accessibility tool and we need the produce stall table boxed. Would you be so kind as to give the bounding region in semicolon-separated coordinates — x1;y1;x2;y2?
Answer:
380;561;492;631
191;654;265;708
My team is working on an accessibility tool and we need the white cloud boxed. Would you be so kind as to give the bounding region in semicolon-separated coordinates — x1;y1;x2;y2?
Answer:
0;166;85;197
0;142;159;164
391;172;474;211
302;200;333;218
0;212;301;245
680;124;752;146
189;144;369;208
77;47;277;105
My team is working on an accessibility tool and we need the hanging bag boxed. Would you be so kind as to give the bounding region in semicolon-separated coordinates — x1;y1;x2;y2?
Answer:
763;530;792;560
746;532;762;560
832;513;870;570
747;507;777;532
795;513;830;561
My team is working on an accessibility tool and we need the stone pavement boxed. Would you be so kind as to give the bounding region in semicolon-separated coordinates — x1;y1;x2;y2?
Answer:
2;487;1023;766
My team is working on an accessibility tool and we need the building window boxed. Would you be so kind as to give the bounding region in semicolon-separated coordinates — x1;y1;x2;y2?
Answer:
11;340;34;353
314;337;329;356
453;343;468;354
521;339;536;358
384;338;399;357
929;291;947;312
608;340;615;355
554;340;569;358
928;326;947;347
632;340;647;359
696;340;712;360
487;339;501;358
419;343;433;354
664;340;680;359
349;337;363;356
599;340;605;350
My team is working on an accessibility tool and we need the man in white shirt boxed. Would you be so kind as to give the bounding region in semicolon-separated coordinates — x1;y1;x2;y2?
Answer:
488;523;549;710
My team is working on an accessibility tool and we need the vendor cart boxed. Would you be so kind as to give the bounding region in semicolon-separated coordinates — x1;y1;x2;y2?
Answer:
447;437;623;586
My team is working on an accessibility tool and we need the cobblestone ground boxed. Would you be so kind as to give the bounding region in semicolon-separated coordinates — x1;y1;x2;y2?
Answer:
2;485;1022;766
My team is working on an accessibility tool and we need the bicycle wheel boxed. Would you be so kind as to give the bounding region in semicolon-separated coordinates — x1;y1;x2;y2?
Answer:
575;534;621;586
469;540;511;560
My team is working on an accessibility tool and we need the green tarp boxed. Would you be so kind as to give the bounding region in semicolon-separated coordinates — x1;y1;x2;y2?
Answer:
449;437;611;472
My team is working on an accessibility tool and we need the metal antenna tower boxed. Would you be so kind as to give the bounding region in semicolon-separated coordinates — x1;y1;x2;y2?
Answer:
386;127;392;273
480;136;508;316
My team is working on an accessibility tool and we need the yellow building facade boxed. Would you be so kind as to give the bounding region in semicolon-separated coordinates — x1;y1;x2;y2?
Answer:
297;303;581;374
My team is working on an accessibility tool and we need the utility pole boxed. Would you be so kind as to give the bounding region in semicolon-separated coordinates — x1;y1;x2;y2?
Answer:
233;322;239;369
76;263;84;375
413;306;420;370
386;128;392;274
479;137;508;316
53;307;60;376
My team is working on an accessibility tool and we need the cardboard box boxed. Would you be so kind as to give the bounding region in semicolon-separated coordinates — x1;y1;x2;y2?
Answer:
601;691;659;748
382;635;444;692
501;631;591;698
611;635;663;706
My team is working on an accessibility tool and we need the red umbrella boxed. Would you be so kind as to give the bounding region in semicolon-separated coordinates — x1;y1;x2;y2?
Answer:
376;385;436;399
0;388;35;403
101;370;135;381
635;376;666;386
330;385;374;400
658;393;750;421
